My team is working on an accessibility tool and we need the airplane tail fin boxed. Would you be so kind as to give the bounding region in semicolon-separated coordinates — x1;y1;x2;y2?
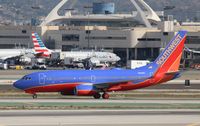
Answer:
152;31;187;75
31;32;52;58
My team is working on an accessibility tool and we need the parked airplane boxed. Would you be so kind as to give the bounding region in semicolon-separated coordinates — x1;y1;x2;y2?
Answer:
0;49;33;66
31;32;53;58
32;32;120;66
0;49;26;60
13;31;187;99
184;46;200;54
0;48;32;69
0;32;52;62
61;50;120;65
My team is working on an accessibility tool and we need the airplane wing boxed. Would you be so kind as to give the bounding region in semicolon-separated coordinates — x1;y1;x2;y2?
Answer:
165;71;179;75
34;52;44;57
93;76;152;89
184;46;200;54
192;50;200;54
0;54;23;60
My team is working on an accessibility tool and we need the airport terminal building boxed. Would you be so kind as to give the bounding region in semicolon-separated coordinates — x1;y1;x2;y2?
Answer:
0;0;200;64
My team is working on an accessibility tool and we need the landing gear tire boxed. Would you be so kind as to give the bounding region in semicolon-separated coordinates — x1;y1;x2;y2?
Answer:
102;93;109;99
32;94;37;99
93;93;101;99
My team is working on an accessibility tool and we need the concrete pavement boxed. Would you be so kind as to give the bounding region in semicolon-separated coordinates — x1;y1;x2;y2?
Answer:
0;110;200;126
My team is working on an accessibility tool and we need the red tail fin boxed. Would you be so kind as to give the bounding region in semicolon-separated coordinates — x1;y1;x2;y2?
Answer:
154;31;187;74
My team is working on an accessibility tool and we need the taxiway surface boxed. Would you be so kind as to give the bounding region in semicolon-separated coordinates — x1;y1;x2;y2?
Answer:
0;110;200;126
0;98;200;103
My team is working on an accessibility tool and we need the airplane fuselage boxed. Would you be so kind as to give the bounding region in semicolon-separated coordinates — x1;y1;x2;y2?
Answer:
0;49;36;61
62;51;120;63
0;49;23;58
13;63;178;95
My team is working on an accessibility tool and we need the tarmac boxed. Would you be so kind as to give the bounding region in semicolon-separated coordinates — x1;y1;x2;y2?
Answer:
0;98;200;104
0;110;200;126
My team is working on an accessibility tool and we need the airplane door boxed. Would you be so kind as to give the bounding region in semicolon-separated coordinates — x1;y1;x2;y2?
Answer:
39;73;46;85
91;75;96;83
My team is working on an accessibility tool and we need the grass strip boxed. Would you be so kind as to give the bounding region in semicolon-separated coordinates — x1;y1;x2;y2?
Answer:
0;102;200;110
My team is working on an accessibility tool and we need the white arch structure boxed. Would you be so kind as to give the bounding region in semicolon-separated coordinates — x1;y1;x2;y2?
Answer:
40;0;161;27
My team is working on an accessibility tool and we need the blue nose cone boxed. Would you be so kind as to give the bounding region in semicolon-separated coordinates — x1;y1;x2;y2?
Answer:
13;80;23;90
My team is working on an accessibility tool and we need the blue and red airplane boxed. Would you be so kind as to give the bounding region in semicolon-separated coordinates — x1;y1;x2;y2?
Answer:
13;31;187;99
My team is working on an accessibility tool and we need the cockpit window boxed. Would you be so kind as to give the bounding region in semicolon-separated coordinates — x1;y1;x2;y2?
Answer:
22;76;26;80
22;76;31;80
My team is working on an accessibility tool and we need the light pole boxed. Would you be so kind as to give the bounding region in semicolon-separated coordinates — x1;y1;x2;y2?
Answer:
84;6;92;49
87;11;90;49
163;5;175;21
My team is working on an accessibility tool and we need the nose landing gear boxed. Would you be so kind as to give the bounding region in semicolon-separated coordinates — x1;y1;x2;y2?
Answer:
32;94;37;99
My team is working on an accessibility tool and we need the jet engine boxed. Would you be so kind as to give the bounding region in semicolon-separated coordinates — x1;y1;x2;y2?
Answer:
74;84;97;96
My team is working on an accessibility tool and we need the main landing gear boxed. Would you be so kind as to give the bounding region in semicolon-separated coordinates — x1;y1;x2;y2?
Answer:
102;92;109;99
93;92;110;99
32;94;37;99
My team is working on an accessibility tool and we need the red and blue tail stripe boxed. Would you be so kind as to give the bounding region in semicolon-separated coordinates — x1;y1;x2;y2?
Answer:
31;32;52;58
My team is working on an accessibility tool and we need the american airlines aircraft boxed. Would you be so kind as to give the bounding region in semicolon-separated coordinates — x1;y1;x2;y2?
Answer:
32;32;120;66
61;51;120;65
0;33;52;62
0;48;35;69
13;31;187;99
0;49;26;60
31;32;52;58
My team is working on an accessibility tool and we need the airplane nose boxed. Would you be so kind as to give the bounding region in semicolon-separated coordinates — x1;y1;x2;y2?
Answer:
116;56;121;61
13;80;22;90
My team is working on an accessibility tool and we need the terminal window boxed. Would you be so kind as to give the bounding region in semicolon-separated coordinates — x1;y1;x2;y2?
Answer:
0;44;27;49
186;36;200;44
137;38;161;41
86;36;126;40
22;30;27;34
163;32;169;36
62;34;79;41
0;36;29;39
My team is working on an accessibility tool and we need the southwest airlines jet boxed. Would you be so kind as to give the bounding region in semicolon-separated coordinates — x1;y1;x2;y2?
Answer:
13;31;187;99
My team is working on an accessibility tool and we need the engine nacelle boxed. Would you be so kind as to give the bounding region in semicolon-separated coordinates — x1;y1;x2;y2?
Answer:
75;84;97;96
